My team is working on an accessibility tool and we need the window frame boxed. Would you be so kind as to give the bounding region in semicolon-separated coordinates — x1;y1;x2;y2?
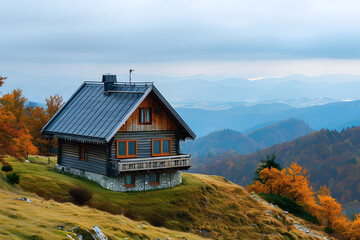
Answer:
79;144;88;161
116;140;137;159
124;174;135;188
149;172;160;186
139;107;152;124
151;138;171;156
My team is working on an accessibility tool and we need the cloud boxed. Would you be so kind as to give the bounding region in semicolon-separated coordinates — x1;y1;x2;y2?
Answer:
1;0;360;66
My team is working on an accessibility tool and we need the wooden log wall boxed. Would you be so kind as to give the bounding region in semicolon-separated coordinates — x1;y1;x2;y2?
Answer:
118;92;180;132
112;131;179;159
60;140;108;175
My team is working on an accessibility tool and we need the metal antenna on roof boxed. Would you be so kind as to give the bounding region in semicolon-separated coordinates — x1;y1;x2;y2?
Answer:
129;69;135;84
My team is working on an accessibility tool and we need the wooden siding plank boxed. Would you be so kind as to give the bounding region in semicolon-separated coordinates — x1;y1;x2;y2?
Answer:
61;140;107;175
111;131;178;159
118;92;179;132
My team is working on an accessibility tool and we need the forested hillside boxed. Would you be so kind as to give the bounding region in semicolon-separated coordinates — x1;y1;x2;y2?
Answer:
247;118;313;147
182;118;313;158
199;126;360;208
181;129;261;158
0;76;64;159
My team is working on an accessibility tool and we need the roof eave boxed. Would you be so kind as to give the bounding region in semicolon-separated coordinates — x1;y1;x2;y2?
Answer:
151;86;196;140
105;85;196;142
44;131;107;144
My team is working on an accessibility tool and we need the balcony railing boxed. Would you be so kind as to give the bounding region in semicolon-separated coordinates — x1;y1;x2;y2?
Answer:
108;154;191;173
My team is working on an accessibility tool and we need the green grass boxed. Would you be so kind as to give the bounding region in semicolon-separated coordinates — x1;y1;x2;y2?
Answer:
0;179;205;240
259;193;320;224
1;156;329;239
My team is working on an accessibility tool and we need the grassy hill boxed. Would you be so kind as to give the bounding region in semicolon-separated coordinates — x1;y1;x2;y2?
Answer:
0;183;204;240
0;156;330;239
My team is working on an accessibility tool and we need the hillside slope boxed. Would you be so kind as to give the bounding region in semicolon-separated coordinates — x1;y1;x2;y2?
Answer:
247;118;313;148
181;129;261;159
200;126;360;208
1;157;329;240
0;186;204;240
183;119;313;172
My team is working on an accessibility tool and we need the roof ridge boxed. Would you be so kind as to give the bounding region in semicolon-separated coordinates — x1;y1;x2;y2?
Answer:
84;81;153;85
42;81;195;143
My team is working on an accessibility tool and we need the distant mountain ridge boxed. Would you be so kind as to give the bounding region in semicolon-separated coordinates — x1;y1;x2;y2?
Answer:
177;100;360;136
182;129;261;159
198;126;360;209
182;119;313;172
3;70;360;107
177;102;294;137
159;73;360;104
247;118;313;147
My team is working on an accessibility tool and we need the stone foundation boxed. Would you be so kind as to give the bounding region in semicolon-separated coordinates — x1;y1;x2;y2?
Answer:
55;164;182;192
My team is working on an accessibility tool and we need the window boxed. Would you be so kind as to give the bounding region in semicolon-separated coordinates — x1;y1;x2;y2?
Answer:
149;172;159;186
125;174;135;188
116;140;137;158
139;108;151;124
79;145;88;161
152;138;171;156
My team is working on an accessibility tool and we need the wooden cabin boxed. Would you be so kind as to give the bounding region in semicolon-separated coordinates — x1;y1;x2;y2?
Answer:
42;75;196;191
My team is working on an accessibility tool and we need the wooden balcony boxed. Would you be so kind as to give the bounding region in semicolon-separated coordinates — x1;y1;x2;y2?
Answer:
108;154;191;173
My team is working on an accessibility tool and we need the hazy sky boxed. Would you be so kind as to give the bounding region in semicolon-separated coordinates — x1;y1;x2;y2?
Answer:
1;0;360;78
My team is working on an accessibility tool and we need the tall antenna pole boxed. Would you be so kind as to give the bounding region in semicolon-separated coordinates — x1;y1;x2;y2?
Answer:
129;69;134;84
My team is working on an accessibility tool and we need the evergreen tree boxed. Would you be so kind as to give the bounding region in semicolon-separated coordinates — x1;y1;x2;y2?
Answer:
255;153;281;181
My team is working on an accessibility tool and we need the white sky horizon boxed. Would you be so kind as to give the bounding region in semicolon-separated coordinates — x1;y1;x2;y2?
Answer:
3;58;360;81
2;0;360;104
1;0;360;82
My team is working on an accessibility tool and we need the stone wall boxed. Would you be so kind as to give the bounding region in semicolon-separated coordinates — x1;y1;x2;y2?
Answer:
55;164;182;192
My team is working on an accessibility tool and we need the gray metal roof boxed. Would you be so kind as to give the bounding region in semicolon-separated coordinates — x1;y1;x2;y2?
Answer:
42;81;196;143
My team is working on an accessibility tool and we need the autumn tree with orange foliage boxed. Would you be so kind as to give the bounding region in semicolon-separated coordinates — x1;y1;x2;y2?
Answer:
341;214;360;240
248;162;319;214
0;77;38;160
0;76;6;87
26;94;63;155
0;76;17;161
248;158;360;239
318;194;343;230
1;76;63;157
1;89;28;123
317;185;331;196
46;94;63;117
317;187;360;239
0;103;19;158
